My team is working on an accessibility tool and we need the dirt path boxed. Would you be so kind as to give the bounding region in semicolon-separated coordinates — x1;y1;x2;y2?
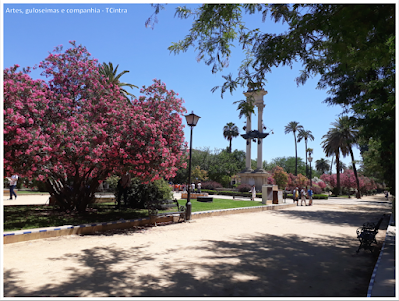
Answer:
3;196;391;297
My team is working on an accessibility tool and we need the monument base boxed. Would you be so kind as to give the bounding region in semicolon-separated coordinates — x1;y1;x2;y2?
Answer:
239;171;270;192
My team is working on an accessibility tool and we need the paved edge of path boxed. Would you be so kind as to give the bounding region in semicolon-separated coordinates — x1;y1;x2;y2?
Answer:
3;193;395;297
3;202;296;244
367;214;396;297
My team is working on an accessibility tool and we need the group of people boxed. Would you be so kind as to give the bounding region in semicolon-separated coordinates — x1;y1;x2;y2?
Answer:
290;186;313;206
172;182;202;193
250;185;313;205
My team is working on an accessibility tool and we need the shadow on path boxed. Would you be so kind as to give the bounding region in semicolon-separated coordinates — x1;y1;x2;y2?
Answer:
4;202;391;297
4;233;383;297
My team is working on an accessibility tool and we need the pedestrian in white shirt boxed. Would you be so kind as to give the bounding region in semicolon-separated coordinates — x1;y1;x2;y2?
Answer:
6;174;19;200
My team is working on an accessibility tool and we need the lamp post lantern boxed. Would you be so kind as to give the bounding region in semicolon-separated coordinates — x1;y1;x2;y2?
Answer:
308;154;313;187
185;111;200;221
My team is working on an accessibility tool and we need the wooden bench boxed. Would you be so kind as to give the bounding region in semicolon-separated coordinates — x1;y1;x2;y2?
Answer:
356;215;385;253
145;198;186;226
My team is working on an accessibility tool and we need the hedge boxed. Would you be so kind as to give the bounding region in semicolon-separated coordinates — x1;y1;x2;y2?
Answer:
287;193;328;199
201;190;328;199
202;189;261;198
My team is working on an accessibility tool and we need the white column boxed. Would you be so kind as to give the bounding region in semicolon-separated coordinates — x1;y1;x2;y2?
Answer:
257;103;265;170
246;115;252;170
243;89;267;173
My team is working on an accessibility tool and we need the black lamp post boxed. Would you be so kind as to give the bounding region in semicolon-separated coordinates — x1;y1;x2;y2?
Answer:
185;111;201;221
308;154;313;187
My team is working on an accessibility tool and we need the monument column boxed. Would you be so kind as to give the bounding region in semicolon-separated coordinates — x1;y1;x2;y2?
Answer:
256;103;265;171
241;88;268;190
245;114;252;171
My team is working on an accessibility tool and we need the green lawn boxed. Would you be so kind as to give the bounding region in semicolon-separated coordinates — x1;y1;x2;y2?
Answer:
187;198;263;212
4;190;49;195
3;198;265;232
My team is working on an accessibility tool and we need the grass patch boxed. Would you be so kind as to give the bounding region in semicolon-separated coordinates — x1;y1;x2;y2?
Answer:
3;198;264;232
4;190;50;195
3;205;148;232
188;198;263;212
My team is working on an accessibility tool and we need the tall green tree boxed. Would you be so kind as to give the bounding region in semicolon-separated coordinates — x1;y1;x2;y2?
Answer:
358;139;385;184
171;147;245;187
297;129;314;178
99;62;138;102
284;121;303;176
223;122;239;153
208;149;246;186
321;128;344;195
331;116;361;198
150;4;394;194
315;158;330;174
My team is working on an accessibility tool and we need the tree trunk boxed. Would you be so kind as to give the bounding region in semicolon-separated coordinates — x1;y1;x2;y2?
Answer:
336;153;341;195
229;138;232;153
46;177;98;212
350;148;361;199
294;132;298;176
305;139;308;178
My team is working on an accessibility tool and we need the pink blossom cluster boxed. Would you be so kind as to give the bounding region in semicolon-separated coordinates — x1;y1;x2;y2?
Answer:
320;171;377;193
4;42;187;187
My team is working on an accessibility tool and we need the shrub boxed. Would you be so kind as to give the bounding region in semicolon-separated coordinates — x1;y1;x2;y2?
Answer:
105;175;120;193
116;178;173;209
331;187;340;196
313;194;328;199
217;191;242;196
237;183;252;192
311;184;322;194
201;189;218;195
202;181;223;190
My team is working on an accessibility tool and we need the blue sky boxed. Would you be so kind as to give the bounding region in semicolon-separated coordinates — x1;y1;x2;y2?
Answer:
3;1;364;170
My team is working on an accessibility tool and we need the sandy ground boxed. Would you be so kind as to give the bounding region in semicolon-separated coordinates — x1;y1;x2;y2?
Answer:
3;195;392;297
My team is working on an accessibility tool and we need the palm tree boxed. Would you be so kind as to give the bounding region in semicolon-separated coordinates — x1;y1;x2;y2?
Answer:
339;161;347;173
297;129;315;178
330;155;334;175
307;148;314;180
331;116;361;198
99;62;138;103
315;158;330;174
233;98;255;120
284;121;304;176
223;122;239;153
322;128;344;195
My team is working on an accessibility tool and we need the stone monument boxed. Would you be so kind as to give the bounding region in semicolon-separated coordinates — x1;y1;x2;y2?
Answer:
239;87;272;191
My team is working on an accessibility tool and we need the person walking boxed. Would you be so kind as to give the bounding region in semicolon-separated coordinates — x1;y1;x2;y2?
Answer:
249;185;256;201
301;187;307;206
197;182;201;193
308;186;313;206
293;187;299;206
191;183;196;193
6;174;19;200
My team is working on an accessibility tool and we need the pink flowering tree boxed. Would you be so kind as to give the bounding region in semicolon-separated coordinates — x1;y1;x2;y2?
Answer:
267;176;275;185
341;169;358;194
294;173;309;188
320;173;337;190
286;173;297;191
317;180;327;191
272;166;288;189
4;42;187;212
